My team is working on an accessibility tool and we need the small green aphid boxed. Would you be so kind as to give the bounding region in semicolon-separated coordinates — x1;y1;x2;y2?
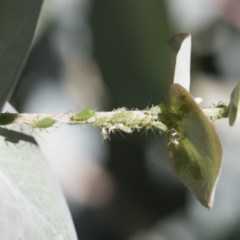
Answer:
94;117;108;126
167;83;222;209
71;109;96;121
32;118;56;129
112;112;133;123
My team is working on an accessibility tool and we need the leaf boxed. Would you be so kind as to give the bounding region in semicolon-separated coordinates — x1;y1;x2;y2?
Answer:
0;0;43;109
166;83;222;209
228;80;240;126
0;113;17;125
0;103;77;239
168;33;191;92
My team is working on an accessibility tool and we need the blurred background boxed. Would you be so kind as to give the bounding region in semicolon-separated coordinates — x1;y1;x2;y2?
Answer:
10;0;240;239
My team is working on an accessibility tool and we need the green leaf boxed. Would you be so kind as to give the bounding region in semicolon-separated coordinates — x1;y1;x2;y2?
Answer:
0;113;17;125
0;0;43;109
166;83;222;209
228;80;240;126
0;103;77;239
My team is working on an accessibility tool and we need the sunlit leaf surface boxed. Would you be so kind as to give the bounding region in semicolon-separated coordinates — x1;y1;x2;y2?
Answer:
0;103;77;239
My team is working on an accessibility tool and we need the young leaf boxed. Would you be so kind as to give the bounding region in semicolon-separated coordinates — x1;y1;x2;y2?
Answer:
0;113;17;125
167;83;222;209
228;80;240;126
168;33;191;92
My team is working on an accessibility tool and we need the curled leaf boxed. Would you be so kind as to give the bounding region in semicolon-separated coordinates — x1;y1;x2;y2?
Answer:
168;33;191;92
228;80;240;126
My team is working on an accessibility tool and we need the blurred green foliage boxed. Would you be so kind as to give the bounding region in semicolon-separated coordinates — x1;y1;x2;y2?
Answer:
91;0;173;108
0;1;43;109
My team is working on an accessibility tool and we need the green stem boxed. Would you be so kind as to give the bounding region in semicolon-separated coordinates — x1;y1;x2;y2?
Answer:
0;104;229;138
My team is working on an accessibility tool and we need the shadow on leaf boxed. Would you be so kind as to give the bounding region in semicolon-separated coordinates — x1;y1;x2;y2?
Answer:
0;127;38;145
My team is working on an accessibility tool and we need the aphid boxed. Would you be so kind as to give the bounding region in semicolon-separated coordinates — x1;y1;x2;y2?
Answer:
32;117;56;129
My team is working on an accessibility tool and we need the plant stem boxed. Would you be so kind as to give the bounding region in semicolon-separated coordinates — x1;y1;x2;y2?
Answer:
0;104;229;138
